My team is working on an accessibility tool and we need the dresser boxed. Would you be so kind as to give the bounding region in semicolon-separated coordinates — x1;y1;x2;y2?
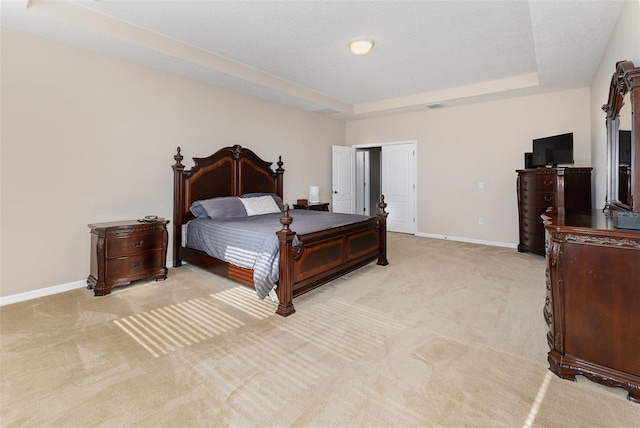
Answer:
516;167;592;255
543;210;640;403
87;219;169;296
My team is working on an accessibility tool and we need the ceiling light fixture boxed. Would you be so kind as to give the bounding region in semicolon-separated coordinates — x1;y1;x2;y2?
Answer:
348;38;375;56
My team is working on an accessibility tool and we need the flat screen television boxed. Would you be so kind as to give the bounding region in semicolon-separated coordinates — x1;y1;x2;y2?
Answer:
619;130;631;165
532;132;574;167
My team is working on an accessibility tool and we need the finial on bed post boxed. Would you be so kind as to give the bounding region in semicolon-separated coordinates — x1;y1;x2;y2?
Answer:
377;194;387;215
231;144;243;159
173;147;184;170
279;204;293;230
376;195;389;266
276;204;296;316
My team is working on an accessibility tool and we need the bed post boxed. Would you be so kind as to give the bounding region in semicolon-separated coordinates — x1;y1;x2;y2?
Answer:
275;155;284;198
276;205;296;316
377;195;389;266
172;147;185;267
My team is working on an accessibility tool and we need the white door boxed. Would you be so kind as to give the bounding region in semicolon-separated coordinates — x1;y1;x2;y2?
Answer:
382;143;415;234
356;150;370;216
332;145;356;213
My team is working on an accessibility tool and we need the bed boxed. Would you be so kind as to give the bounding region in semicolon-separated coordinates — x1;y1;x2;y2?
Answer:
172;145;388;316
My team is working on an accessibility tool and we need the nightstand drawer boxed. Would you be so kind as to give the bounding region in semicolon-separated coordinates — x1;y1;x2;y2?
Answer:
106;251;164;282
106;231;163;258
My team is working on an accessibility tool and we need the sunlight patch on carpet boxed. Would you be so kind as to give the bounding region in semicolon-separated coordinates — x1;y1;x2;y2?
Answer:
211;286;276;319
113;296;244;357
351;387;433;426
523;371;553;428
182;331;331;425
275;298;409;361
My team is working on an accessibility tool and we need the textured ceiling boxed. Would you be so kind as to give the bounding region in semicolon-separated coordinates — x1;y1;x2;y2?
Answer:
1;0;626;120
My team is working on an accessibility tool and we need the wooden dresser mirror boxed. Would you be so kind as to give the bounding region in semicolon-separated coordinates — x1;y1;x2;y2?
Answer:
603;60;640;213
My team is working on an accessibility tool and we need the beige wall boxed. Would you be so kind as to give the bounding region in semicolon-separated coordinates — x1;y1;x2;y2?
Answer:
346;88;591;245
3;2;638;300
0;29;345;298
590;0;640;208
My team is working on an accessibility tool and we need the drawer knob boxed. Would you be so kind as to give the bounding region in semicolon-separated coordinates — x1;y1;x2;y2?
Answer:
544;196;553;202
544;180;553;186
131;240;144;248
130;262;144;269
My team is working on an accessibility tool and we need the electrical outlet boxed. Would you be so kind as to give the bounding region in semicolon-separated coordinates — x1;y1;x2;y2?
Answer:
478;217;484;225
478;182;484;189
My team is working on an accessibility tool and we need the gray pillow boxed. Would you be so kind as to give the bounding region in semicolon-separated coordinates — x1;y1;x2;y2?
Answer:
240;193;285;211
190;196;247;220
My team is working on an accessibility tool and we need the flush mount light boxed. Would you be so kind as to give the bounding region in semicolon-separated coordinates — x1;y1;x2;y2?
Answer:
348;38;375;56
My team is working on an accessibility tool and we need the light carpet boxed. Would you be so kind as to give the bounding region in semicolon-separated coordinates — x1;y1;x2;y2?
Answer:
1;233;639;427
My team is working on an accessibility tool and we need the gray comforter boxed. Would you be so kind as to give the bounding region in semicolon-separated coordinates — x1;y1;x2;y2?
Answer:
186;210;371;299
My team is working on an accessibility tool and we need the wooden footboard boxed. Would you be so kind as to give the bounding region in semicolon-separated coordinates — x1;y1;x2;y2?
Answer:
275;199;388;316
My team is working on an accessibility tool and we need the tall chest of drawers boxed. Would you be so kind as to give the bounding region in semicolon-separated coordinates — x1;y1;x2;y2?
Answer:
516;167;592;255
87;219;169;295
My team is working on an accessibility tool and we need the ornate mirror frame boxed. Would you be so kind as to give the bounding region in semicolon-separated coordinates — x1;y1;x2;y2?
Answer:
603;60;640;213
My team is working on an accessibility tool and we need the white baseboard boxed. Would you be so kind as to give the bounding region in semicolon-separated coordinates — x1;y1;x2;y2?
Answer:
0;279;87;306
415;232;518;249
0;260;176;307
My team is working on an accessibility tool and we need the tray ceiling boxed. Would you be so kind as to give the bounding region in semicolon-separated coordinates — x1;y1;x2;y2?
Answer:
1;0;626;119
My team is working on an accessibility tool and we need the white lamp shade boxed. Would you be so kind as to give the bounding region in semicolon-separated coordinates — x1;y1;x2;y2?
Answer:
309;186;320;203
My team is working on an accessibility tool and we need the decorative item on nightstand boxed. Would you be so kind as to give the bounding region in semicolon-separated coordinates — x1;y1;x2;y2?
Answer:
293;201;330;211
87;218;169;296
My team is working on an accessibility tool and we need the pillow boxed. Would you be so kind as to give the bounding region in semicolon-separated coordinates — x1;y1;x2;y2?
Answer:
240;192;285;211
190;196;247;220
240;195;282;216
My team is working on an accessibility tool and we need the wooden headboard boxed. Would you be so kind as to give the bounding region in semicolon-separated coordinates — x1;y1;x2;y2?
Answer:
171;145;284;262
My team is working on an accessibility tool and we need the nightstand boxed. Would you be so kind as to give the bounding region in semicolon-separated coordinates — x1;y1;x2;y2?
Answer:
87;219;169;296
292;202;330;211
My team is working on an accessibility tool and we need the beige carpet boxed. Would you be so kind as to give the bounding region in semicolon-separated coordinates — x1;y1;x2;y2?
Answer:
1;233;639;427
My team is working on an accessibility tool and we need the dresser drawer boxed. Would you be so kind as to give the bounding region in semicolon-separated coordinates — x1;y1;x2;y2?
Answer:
105;251;164;283
520;204;552;221
106;231;164;258
520;190;557;209
519;216;545;236
520;231;545;256
520;175;557;192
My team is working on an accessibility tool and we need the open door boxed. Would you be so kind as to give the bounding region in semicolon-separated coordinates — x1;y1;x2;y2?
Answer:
382;143;416;234
332;145;356;213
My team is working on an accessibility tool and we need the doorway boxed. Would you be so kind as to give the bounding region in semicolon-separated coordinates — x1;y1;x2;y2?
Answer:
333;141;416;234
356;147;381;216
